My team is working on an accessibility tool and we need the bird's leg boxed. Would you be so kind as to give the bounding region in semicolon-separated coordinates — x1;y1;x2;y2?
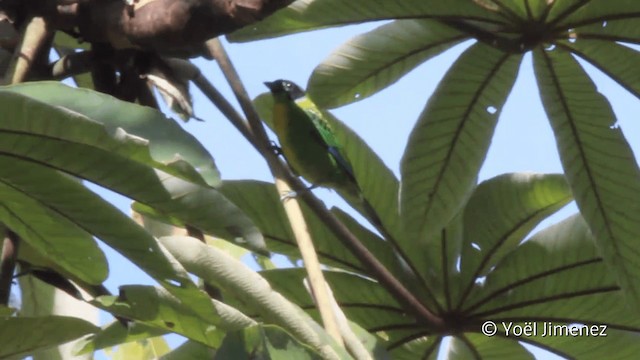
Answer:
268;140;283;156
279;184;318;202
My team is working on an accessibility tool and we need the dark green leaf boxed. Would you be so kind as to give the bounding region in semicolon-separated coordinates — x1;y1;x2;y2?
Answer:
457;173;571;305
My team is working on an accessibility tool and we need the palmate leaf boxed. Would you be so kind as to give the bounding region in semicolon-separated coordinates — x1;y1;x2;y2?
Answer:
533;47;640;311
464;215;640;358
465;216;623;322
0;316;98;359
0;83;265;251
228;0;504;42
400;42;522;241
561;39;640;99
456;173;572;307
308;19;468;108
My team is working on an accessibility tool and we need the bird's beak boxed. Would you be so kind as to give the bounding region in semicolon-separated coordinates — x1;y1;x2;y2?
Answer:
263;81;276;91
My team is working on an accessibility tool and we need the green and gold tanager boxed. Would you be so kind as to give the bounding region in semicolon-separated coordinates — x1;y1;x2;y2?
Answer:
264;79;361;199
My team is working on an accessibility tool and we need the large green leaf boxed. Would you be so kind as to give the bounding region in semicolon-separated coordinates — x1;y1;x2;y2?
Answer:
308;19;468;108
562;39;640;99
215;325;323;360
456;173;571;306
2;82;218;186
159;236;346;360
0;85;265;251
461;214;640;357
465;215;635;327
400;43;521;240
0;164;107;285
91;286;250;347
534;47;640;310
74;322;168;355
228;0;504;42
0;316;98;359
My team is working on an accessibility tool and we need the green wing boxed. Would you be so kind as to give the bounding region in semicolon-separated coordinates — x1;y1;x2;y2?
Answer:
299;101;356;181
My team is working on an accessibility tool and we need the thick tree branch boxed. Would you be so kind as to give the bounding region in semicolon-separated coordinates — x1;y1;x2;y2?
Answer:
3;15;52;84
52;0;294;57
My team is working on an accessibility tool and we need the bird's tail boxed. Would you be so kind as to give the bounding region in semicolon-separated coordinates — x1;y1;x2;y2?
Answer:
338;183;391;240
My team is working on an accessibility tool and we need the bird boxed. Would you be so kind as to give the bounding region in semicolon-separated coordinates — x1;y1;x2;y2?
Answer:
264;79;361;200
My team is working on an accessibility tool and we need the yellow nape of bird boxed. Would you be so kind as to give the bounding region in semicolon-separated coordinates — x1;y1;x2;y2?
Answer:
264;79;361;198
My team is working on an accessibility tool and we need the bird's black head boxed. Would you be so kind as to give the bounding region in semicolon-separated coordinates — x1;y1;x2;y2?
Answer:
264;79;305;100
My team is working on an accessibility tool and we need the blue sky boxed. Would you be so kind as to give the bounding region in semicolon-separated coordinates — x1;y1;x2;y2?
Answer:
94;22;640;359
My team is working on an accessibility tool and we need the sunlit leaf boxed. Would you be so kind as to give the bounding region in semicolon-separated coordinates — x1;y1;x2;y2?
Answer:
534;46;640;311
400;43;521;240
308;19;467;108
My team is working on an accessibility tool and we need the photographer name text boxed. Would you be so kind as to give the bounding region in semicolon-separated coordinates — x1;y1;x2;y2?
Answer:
481;321;608;337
